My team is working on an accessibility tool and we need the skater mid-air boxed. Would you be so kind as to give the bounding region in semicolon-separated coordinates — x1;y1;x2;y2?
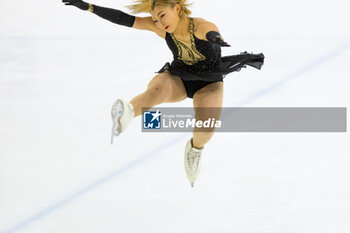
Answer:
63;0;264;187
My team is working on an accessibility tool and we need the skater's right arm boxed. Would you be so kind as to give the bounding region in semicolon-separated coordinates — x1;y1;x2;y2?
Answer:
62;0;166;38
132;17;166;38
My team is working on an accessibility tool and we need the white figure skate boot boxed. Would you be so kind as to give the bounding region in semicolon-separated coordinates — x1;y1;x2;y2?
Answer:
184;138;204;188
111;98;134;144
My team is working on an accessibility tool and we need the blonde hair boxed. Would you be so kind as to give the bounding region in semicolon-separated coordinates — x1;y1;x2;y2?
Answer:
126;0;193;18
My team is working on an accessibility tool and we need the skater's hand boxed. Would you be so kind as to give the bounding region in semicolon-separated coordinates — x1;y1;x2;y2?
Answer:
62;0;89;11
212;38;231;47
206;31;231;47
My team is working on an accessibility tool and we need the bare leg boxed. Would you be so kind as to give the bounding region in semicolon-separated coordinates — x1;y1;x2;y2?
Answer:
129;71;187;117
192;81;224;149
130;86;167;117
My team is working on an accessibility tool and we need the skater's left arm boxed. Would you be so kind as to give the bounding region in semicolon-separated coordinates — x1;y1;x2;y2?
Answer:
62;0;135;27
197;20;230;47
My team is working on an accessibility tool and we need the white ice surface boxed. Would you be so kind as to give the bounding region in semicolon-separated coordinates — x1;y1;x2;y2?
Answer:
1;0;350;233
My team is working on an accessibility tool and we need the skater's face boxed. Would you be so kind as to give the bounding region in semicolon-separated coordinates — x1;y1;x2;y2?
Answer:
150;4;181;33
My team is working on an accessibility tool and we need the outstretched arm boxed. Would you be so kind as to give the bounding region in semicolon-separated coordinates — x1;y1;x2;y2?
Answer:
63;0;135;27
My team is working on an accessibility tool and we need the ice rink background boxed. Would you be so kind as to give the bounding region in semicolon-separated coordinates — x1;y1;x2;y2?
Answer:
1;0;350;232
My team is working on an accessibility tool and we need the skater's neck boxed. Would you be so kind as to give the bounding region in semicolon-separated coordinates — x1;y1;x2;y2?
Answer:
173;16;190;37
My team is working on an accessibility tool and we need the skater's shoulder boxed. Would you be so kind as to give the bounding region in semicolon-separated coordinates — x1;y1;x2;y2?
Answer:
192;17;220;41
193;17;219;31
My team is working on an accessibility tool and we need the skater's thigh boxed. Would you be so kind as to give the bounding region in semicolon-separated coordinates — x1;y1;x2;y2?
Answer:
193;81;223;121
147;71;187;103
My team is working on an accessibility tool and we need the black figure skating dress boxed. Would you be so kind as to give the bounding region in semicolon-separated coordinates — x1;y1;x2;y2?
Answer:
157;17;264;98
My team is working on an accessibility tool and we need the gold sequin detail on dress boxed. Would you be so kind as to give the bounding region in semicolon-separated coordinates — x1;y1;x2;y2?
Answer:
170;18;206;65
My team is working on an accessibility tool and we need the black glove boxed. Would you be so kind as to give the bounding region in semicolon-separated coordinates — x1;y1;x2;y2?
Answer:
206;31;231;47
62;0;89;11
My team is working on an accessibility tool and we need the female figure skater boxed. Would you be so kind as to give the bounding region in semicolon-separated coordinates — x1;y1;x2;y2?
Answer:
63;0;264;187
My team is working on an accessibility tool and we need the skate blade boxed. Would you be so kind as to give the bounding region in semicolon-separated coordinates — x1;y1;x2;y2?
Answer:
111;128;115;144
111;120;121;144
110;100;123;144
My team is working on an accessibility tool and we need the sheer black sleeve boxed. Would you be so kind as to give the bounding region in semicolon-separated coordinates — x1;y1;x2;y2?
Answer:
90;4;135;27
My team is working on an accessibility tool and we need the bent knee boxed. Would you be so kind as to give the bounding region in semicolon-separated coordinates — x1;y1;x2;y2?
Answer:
147;83;168;98
195;107;222;123
147;72;177;98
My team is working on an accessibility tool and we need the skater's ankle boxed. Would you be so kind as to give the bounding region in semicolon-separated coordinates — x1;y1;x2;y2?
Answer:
128;102;134;111
128;102;136;118
191;138;204;150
